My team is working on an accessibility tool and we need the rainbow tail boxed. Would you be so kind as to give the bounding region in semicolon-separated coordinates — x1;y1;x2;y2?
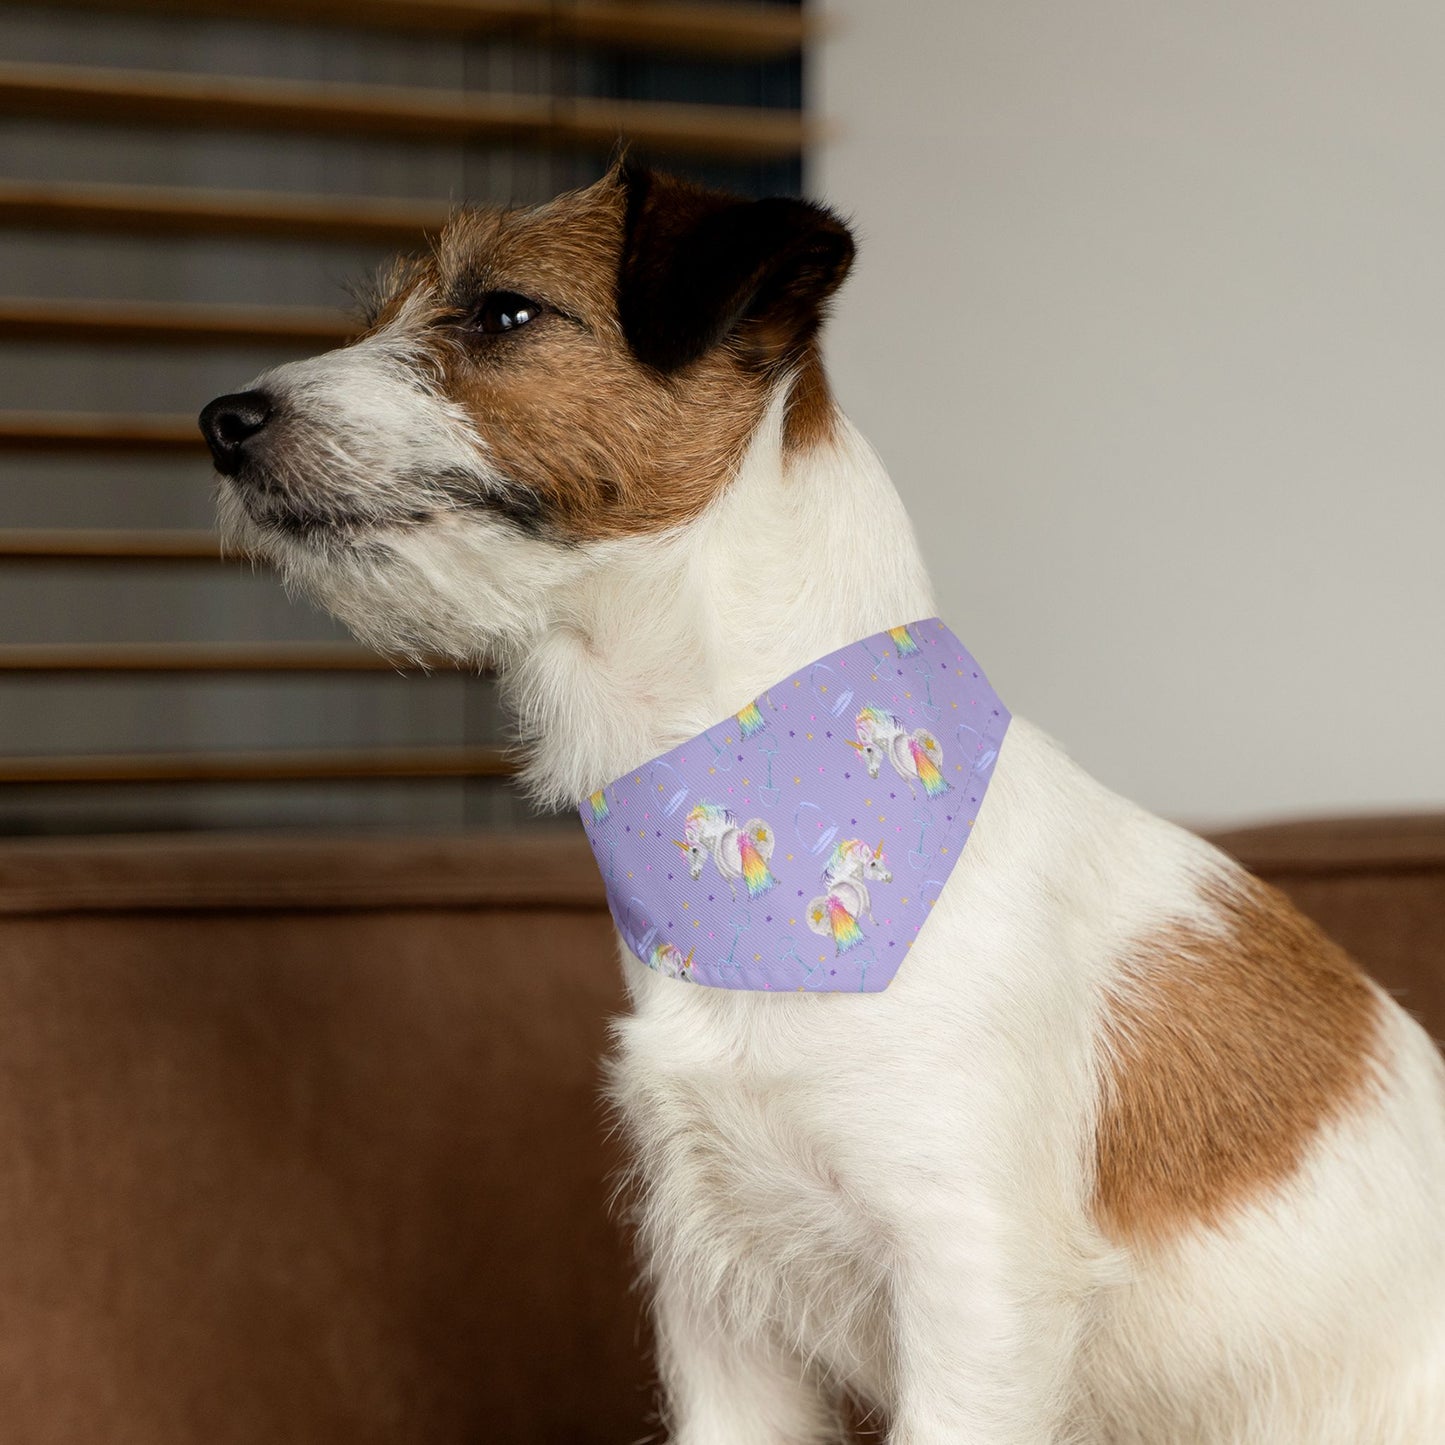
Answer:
889;625;920;656
828;895;865;952
736;700;767;738
588;790;610;822
738;834;777;897
910;738;951;798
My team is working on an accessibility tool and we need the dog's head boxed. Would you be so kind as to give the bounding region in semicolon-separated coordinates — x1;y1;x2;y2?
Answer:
200;163;854;661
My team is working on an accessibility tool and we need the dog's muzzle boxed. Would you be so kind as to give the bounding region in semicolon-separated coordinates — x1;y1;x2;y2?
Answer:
199;390;274;477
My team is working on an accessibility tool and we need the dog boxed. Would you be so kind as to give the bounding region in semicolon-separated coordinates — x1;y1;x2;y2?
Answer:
200;162;1445;1443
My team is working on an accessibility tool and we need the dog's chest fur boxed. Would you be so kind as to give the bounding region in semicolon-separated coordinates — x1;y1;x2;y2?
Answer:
612;1004;897;1393
607;718;1152;1404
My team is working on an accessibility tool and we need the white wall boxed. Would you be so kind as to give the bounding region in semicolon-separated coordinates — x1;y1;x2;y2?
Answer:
812;0;1445;826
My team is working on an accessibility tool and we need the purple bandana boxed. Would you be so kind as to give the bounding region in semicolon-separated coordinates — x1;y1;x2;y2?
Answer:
578;620;1009;993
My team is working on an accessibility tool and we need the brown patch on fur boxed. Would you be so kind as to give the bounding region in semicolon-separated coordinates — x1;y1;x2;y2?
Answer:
1094;872;1382;1246
364;179;766;540
357;253;437;334
364;170;849;541
782;344;839;457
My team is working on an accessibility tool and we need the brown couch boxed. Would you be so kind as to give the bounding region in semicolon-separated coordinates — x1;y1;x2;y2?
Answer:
0;817;1440;1443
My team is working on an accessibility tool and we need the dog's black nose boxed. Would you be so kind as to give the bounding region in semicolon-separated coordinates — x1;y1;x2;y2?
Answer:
199;390;273;475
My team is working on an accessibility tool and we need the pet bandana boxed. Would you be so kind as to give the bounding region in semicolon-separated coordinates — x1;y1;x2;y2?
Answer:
579;619;1009;993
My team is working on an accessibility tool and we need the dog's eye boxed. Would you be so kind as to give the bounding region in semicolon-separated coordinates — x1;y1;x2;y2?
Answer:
471;291;544;335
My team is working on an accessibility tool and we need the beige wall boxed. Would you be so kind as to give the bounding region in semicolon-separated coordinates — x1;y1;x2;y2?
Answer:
812;0;1445;826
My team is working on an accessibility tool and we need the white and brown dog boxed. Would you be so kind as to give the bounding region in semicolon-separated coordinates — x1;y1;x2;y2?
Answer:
201;164;1445;1444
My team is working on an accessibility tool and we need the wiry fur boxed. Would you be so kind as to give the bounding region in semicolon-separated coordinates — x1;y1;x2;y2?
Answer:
207;170;1445;1443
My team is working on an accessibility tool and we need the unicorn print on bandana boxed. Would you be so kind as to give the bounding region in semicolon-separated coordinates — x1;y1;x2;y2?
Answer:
648;942;696;981
580;620;1009;992
807;839;893;954
850;706;951;800
735;700;768;738
888;624;920;656
677;803;779;899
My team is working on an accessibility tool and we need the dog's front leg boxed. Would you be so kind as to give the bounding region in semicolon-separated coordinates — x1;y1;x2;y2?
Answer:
654;1276;840;1445
885;1206;1090;1445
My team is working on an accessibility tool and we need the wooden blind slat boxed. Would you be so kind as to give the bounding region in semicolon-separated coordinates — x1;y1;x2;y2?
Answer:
0;643;417;673
0;413;203;452
0;529;221;561
0;297;353;348
0;180;448;245
0;745;515;784
29;0;810;59
0;62;813;161
546;0;810;58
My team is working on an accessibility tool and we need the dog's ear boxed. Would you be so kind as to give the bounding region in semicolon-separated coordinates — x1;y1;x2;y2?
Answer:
616;162;855;374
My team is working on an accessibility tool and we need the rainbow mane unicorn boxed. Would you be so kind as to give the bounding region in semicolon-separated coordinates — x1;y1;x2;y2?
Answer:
849;706;951;799
647;941;696;981
588;790;610;822
888;624;920;656
735;700;768;738
676;802;778;899
807;839;893;954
